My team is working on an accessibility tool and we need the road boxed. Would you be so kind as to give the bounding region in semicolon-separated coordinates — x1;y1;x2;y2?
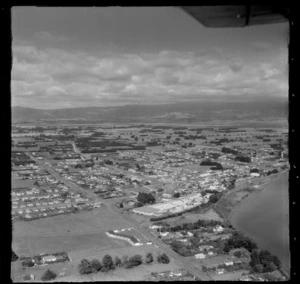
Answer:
27;153;212;280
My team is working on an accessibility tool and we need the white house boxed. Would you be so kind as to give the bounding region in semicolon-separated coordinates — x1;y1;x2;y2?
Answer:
195;253;206;259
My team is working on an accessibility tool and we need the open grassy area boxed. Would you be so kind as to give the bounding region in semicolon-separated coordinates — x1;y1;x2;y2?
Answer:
12;178;36;189
13;232;124;256
13;206;133;237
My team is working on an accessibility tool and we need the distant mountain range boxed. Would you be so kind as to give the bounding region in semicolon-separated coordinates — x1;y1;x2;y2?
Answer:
12;100;288;124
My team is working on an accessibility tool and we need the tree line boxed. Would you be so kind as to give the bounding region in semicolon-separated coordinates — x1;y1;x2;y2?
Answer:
78;252;170;275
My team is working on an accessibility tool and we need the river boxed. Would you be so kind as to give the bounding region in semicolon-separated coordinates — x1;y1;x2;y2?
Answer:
229;172;290;273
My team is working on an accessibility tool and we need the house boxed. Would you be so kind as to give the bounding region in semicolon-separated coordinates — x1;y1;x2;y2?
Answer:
216;268;224;275
42;255;57;263
213;225;224;233
23;274;35;281
195;253;206;259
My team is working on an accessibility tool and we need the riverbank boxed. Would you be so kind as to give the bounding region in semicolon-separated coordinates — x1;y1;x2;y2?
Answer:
228;171;290;274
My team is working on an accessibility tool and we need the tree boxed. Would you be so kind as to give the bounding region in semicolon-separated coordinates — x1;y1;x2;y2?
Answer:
253;264;264;273
137;192;156;205
264;262;277;272
102;255;114;272
91;259;102;272
235;155;251;163
157;253;170;264
173;192;180;198
233;251;242;258
22;259;34;267
208;192;222;204
190;236;200;247
145;253;153;264
41;269;57;281
78;259;93;274
125;255;143;269
114;256;122;267
11;250;19;262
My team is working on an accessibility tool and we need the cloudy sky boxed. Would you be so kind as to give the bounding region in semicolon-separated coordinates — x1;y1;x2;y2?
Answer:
12;7;289;109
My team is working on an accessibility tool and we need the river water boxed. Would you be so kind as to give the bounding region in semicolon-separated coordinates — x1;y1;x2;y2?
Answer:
229;172;290;273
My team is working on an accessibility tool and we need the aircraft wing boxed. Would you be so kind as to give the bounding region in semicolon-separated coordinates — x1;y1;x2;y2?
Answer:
181;6;289;28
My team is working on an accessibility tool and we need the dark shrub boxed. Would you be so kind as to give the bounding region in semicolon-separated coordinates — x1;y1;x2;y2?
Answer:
91;259;102;272
78;259;93;274
41;269;57;281
157;253;170;264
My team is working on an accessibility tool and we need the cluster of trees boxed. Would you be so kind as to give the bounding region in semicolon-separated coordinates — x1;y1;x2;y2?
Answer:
197;135;207;139
182;135;202;140
76;137;148;152
181;142;195;148
137;192;156;205
161;218;223;234
170;240;192;256
81;146;146;153
235;155;251;163
249;168;259;173
200;159;222;166
208;152;221;160
78;252;169;275
266;169;279;175
210;163;223;171
250;249;281;273
146;140;161;146
74;161;95;168
173;192;180;198
221;147;239;155
222;177;237;190
78;255;115;274
270;143;284;151
41;269;57;281
223;231;258;253
140;128;163;133
210;138;233;145
208;192;223;204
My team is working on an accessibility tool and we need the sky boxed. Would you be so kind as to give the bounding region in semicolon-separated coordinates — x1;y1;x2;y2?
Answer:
11;7;289;109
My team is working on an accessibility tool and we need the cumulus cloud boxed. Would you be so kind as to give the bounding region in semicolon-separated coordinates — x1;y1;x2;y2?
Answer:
11;42;288;108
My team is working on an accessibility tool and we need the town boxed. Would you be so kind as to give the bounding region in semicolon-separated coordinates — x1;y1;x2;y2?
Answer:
11;123;289;282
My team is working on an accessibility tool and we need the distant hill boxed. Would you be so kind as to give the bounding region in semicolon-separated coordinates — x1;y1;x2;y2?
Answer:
12;99;288;124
